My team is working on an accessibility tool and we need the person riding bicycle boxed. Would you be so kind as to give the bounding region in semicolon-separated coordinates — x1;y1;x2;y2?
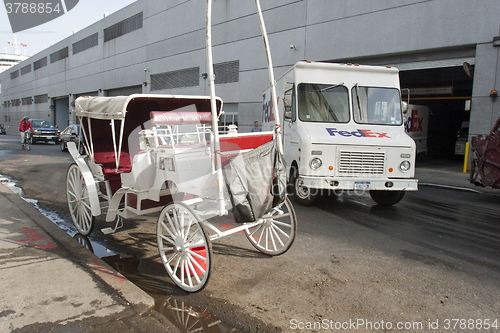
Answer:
19;116;33;144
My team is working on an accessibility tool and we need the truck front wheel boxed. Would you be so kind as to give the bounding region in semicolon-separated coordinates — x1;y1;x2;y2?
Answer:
369;190;405;206
290;167;317;206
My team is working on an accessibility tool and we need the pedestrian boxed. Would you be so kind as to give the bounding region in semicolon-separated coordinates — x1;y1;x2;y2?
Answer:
251;121;262;132
19;116;33;143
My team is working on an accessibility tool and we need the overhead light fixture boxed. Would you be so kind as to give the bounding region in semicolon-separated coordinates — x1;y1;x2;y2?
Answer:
493;36;500;47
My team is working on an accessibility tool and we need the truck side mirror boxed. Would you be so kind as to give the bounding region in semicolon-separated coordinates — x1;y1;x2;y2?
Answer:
402;101;409;115
284;95;293;120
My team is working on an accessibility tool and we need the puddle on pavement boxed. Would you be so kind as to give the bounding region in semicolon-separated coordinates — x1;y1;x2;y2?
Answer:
0;174;23;196
1;173;242;333
156;297;242;333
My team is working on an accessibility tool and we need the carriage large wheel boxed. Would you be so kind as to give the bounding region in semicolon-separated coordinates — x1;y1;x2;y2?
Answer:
157;202;212;292
66;163;95;236
244;196;297;256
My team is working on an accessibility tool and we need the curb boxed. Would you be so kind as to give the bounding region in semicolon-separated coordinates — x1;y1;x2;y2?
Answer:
418;182;485;194
0;182;155;309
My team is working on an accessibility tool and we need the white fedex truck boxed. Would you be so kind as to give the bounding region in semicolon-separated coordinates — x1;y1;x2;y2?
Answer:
262;61;418;206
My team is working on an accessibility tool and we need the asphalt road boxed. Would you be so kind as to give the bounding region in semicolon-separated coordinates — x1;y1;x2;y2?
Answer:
1;134;499;333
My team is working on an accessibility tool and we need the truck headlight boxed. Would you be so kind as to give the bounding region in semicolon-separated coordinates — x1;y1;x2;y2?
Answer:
310;157;322;170
399;160;411;172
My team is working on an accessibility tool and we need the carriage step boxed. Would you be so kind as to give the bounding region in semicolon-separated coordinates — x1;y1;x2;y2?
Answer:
101;216;123;234
182;197;203;206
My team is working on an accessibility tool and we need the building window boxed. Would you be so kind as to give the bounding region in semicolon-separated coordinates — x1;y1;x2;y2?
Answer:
34;94;49;104
151;67;199;91
10;70;19;80
50;47;69;63
214;60;239;84
11;99;21;107
0;58;19;63
106;85;142;97
104;12;143;43
22;97;33;105
21;64;31;75
73;33;99;55
33;57;47;70
218;113;238;133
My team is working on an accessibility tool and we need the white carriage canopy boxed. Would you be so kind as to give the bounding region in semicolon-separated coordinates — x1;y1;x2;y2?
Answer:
74;94;223;193
75;94;223;120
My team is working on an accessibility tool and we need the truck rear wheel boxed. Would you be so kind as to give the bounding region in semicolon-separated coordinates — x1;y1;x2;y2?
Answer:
290;167;317;206
369;190;405;206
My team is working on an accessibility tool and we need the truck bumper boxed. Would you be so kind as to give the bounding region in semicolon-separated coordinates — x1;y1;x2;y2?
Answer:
33;134;59;142
299;176;418;191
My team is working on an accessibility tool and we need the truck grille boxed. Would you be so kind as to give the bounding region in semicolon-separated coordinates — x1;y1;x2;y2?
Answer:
339;151;385;174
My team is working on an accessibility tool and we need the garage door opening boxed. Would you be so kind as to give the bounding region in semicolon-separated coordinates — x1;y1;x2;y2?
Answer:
400;65;473;160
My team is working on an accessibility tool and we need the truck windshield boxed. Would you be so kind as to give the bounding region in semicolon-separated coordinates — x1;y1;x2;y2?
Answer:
352;87;402;125
31;120;55;128
298;83;349;123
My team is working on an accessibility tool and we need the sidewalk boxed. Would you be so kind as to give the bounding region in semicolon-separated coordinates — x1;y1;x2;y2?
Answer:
415;159;500;195
0;182;176;332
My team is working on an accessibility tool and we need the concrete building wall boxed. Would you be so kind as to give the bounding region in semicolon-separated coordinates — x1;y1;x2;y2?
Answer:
1;0;500;134
470;43;500;137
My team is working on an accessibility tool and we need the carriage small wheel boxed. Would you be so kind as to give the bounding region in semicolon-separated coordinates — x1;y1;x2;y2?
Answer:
66;163;95;236
157;202;212;292
244;196;297;256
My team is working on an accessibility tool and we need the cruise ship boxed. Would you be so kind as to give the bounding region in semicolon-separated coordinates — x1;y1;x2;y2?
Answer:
0;53;27;74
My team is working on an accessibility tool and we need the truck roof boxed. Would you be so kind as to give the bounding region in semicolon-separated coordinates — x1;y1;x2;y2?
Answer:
293;61;400;74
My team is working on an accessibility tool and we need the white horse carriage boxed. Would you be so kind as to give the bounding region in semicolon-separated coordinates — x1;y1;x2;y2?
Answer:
66;93;296;292
64;0;296;292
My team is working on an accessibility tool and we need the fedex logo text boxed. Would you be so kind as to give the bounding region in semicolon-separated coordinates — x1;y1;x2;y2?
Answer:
326;128;391;138
262;92;278;123
405;109;423;133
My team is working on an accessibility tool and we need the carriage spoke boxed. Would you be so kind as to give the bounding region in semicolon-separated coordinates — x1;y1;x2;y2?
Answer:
265;227;270;251
159;233;175;245
187;249;207;261
188;253;206;274
173;255;181;276
270;223;285;247
268;225;277;251
180;259;186;284
184;261;193;287
166;211;181;238
187;256;202;284
165;252;178;265
270;220;293;228
160;221;176;241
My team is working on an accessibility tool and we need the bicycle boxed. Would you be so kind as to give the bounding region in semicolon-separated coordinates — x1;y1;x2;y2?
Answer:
22;131;32;151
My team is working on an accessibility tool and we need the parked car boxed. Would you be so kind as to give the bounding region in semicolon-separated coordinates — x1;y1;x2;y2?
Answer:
30;119;60;144
0;125;6;135
60;124;85;155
